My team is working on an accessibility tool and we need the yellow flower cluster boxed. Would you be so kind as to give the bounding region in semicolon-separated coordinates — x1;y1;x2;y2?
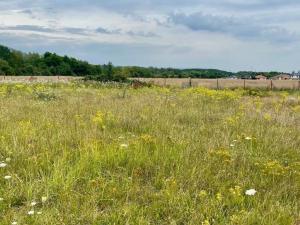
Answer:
209;149;232;164
185;87;244;101
92;111;115;130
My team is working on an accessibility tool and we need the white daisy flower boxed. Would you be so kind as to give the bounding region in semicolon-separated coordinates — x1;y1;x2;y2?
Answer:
31;201;37;206
42;196;48;203
0;162;7;168
28;210;35;215
0;197;3;201
37;211;42;215
120;144;128;148
11;222;18;225
4;175;12;180
230;144;235;147
245;189;257;196
245;137;252;140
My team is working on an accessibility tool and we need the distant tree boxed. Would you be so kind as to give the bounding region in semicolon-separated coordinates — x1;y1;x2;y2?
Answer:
57;63;74;76
107;62;113;77
0;59;14;75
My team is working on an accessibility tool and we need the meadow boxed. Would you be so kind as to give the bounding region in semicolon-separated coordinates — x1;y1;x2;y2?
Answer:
0;83;299;225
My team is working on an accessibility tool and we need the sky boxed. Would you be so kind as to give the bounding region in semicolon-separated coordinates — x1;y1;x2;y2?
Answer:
0;0;300;72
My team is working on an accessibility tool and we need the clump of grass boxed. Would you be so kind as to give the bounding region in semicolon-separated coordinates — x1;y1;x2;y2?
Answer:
0;83;299;224
33;91;57;101
243;89;271;97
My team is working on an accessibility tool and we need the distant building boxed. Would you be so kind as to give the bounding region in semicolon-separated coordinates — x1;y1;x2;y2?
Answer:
271;74;291;80
291;72;300;80
227;76;238;79
255;75;267;80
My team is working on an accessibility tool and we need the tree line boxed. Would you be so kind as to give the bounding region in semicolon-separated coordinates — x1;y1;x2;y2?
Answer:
0;44;281;80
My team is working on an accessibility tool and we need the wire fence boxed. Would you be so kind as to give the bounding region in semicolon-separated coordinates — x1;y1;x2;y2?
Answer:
0;76;299;90
0;76;83;83
133;78;300;90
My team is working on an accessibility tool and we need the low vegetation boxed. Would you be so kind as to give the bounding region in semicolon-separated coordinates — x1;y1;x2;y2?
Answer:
0;83;299;224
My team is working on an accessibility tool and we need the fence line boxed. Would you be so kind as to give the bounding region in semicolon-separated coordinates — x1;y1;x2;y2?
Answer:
0;76;83;83
0;76;299;90
133;78;300;90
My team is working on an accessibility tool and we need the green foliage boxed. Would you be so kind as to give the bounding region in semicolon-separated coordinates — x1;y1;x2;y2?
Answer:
236;71;282;79
243;89;271;97
33;89;58;101
117;66;235;79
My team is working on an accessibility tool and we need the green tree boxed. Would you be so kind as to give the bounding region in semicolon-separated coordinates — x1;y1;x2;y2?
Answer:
0;59;15;75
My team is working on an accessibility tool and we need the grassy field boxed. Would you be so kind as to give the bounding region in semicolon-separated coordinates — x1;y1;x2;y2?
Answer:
0;83;299;225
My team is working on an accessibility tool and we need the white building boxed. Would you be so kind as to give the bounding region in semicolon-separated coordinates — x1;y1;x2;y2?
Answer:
291;71;300;80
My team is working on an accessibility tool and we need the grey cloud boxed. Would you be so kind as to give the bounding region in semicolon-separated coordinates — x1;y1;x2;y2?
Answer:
126;31;158;37
0;24;157;38
0;25;92;36
18;9;33;15
95;27;121;34
0;25;56;33
62;27;89;35
169;12;299;43
95;27;157;37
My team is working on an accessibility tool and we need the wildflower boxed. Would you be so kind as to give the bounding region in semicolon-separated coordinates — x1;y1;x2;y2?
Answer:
93;111;105;129
118;136;125;139
263;113;272;121
28;210;35;215
31;201;37;206
37;211;42;215
233;140;237;142
199;190;208;198
0;197;3;201
120;144;128;148
6;158;11;162
4;175;12;180
216;193;223;201
202;219;210;225
245;137;252;140
230;144;235;147
0;162;7;168
141;134;154;143
245;189;257;196
42;196;48;203
11;222;17;225
229;186;242;196
263;160;286;176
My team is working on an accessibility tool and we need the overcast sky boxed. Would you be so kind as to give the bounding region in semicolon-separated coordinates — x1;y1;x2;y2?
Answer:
0;0;300;72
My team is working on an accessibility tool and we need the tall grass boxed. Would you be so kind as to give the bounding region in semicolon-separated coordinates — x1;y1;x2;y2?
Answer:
0;83;299;224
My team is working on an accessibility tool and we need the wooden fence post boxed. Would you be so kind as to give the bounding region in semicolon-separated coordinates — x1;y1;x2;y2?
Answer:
243;79;246;90
189;77;192;87
270;80;273;90
217;79;219;90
